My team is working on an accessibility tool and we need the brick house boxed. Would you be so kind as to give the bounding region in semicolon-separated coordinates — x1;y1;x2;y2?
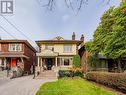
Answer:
0;40;36;75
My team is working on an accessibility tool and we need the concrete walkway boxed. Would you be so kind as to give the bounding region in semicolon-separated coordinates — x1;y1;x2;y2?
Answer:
0;75;57;95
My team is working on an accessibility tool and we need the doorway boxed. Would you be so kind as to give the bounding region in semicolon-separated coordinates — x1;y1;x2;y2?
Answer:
45;58;54;70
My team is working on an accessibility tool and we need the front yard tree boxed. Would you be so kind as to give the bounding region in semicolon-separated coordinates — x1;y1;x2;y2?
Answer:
90;2;126;72
93;7;115;54
103;2;126;72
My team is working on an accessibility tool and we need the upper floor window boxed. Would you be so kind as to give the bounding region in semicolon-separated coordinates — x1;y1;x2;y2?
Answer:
64;45;72;52
9;44;22;52
45;45;54;51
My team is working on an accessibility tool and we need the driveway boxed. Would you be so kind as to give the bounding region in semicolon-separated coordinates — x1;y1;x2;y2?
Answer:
0;75;57;95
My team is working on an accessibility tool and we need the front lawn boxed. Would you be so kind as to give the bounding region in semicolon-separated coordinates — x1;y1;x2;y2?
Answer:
36;78;116;95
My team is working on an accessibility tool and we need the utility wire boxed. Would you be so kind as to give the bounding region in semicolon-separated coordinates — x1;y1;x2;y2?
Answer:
0;15;35;45
0;25;17;39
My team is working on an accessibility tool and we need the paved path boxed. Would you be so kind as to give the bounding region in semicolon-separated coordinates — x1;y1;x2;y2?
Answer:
0;75;57;95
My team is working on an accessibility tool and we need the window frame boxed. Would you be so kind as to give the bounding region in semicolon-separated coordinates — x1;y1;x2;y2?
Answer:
63;45;72;53
45;45;54;51
9;43;22;52
64;58;70;66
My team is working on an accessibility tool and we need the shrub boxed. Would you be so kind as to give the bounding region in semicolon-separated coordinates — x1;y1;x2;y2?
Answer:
69;66;83;77
58;70;71;78
58;69;83;78
86;72;126;93
73;55;81;67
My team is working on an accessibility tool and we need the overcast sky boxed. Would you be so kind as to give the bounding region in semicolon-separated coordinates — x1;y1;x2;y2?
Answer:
0;0;121;47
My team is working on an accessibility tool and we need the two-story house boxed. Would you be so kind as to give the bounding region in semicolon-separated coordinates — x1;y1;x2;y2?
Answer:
0;40;36;75
36;33;83;72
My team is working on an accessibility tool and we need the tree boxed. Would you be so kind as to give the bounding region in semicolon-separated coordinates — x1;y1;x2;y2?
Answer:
87;2;126;72
103;2;126;72
93;7;115;55
38;0;122;12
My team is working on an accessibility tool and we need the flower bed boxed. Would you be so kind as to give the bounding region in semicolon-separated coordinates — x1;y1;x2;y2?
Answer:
86;72;126;93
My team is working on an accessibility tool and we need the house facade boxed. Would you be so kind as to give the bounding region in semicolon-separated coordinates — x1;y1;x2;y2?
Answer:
36;33;83;72
0;40;36;76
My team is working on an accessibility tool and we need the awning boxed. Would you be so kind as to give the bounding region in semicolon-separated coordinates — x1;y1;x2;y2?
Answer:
0;52;29;59
36;49;58;57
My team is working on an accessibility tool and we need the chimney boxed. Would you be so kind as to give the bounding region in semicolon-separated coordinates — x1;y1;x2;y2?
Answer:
72;32;75;40
80;34;84;42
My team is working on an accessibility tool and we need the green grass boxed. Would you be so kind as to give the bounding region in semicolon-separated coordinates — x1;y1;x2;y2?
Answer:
36;77;117;95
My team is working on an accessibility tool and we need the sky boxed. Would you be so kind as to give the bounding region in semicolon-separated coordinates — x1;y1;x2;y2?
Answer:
0;0;121;47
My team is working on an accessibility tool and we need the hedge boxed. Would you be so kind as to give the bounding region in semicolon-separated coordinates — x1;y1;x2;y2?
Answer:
58;70;83;78
86;72;126;93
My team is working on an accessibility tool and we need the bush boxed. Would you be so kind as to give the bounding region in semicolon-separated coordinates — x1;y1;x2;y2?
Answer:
86;72;126;93
73;55;81;67
58;70;71;78
58;69;83;78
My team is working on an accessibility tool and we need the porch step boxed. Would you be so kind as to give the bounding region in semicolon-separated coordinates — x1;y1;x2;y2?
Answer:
36;70;58;79
0;70;7;78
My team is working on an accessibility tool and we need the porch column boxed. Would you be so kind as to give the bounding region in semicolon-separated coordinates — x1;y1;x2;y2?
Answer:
4;58;6;68
38;57;40;67
55;57;57;67
40;57;42;67
40;57;43;72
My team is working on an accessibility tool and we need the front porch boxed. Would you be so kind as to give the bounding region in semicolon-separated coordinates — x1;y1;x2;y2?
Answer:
0;55;30;77
36;49;73;73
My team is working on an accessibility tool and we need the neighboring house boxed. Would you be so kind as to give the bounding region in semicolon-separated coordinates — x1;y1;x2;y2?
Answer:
0;40;36;75
98;54;126;72
79;45;126;72
78;45;88;74
36;33;83;72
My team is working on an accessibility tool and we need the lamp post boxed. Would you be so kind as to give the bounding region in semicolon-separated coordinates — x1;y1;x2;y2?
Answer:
33;62;35;79
6;63;9;77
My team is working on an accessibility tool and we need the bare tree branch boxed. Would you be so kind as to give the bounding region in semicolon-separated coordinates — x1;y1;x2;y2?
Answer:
39;0;112;12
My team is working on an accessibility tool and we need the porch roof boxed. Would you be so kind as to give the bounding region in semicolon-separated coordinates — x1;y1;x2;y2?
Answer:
36;49;58;57
0;52;29;59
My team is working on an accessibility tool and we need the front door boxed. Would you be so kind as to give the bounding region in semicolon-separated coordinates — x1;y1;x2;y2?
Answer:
46;58;53;70
11;58;17;68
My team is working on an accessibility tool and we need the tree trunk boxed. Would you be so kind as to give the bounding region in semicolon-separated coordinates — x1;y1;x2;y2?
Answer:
117;59;122;73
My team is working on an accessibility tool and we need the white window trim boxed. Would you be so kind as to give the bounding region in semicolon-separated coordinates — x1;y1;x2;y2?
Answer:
9;43;22;52
60;57;73;66
45;45;54;50
63;45;72;53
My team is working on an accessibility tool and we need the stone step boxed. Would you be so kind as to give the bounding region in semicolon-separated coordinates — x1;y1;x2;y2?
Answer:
36;77;57;79
36;70;57;79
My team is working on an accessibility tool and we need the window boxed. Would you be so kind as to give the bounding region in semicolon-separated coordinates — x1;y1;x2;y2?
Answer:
64;45;72;52
9;44;22;51
45;45;54;51
64;59;69;66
